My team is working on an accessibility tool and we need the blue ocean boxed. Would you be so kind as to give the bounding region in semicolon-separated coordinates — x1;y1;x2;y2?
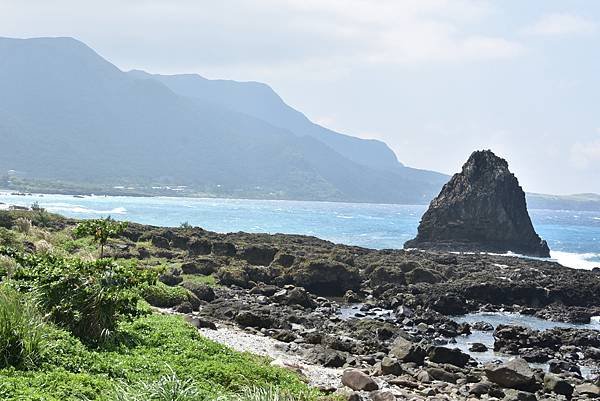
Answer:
1;192;599;270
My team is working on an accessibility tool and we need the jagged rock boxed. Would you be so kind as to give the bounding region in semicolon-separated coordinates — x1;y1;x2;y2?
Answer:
472;321;494;331
188;238;212;256
484;358;538;391
503;389;537;401
426;367;460;383
239;246;277;266
428;346;471;367
341;369;378;391
234;310;274;329
543;373;573;397
211;241;236;256
380;356;403;376
181;258;218;275
389;336;425;365
470;343;488;352
576;383;600;398
159;269;183;286
369;390;394;401
404;150;550;257
291;259;361;296
151;235;170;249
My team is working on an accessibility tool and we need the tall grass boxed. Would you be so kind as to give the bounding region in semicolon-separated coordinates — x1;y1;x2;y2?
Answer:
0;284;47;369
111;369;203;401
217;387;313;401
111;374;314;401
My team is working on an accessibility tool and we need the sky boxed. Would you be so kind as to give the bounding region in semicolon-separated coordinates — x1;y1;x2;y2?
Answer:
1;0;599;195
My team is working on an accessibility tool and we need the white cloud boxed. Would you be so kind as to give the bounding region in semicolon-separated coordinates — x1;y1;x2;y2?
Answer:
570;138;600;169
524;13;597;36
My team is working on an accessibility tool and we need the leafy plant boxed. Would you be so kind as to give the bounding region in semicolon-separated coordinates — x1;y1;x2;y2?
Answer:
142;282;191;308
6;251;155;345
180;222;192;229
30;202;50;227
0;227;18;248
74;217;128;258
0;284;47;369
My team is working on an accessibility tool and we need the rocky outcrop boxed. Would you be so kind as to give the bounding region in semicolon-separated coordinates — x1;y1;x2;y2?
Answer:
405;150;550;257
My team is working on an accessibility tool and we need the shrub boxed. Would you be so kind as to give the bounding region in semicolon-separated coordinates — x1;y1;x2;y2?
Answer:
34;239;53;255
13;218;32;235
0;284;47;369
6;251;156;345
0;228;18;248
0;255;18;279
142;282;191;308
74;218;128;258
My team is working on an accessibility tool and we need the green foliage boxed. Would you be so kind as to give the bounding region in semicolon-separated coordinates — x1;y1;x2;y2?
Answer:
0;314;315;400
220;386;314;401
31;202;51;227
13;218;32;234
0;255;18;279
182;274;218;287
180;221;192;229
74;218;128;258
0;284;47;370
0;227;19;248
142;282;190;308
5;251;155;344
111;369;203;401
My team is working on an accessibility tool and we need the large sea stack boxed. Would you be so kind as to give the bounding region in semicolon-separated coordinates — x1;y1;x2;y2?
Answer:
405;150;550;257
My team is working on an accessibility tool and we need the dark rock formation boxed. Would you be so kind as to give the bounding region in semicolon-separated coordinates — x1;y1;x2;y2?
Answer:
405;150;550;257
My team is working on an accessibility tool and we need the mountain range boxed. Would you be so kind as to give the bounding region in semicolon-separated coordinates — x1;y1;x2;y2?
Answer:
0;36;447;204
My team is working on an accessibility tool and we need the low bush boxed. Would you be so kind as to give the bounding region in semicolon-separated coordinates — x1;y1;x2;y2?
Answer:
142;282;191;307
13;218;32;235
0;255;18;279
4;250;156;345
0;228;19;248
0;284;47;369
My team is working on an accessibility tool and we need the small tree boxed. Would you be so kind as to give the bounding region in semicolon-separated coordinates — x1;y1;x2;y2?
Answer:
74;217;127;259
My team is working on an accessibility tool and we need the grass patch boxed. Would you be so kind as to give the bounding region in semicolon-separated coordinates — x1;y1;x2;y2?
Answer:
182;274;219;287
0;314;315;401
0;285;47;370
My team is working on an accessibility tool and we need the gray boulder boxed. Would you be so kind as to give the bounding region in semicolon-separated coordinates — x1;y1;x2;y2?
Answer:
484;358;539;391
341;369;378;391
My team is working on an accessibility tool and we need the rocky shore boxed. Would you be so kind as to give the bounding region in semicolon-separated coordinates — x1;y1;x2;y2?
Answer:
2;208;598;400
112;219;600;401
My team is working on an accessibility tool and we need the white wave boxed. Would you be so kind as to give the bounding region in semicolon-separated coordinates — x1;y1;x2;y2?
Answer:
452;250;600;271
47;205;127;215
550;251;600;270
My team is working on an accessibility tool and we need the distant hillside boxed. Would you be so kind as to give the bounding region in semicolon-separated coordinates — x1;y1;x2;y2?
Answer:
526;193;600;212
0;36;447;204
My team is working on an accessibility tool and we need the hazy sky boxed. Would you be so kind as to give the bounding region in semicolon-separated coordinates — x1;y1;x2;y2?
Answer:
1;0;599;194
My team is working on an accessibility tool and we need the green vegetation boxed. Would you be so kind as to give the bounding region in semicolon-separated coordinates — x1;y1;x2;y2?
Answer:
74;218;128;258
0;285;47;370
142;282;191;308
182;274;219;287
0;211;319;401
